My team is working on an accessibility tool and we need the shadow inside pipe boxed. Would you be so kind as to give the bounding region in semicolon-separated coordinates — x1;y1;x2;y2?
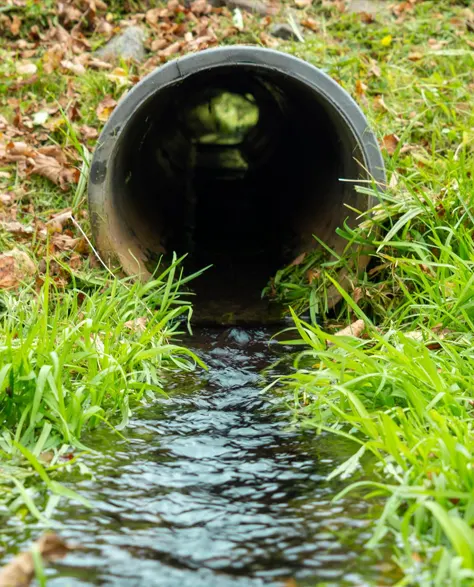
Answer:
112;67;364;323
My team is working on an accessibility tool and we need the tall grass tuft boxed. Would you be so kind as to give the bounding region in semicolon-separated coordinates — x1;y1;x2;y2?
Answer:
0;256;204;518
275;153;474;584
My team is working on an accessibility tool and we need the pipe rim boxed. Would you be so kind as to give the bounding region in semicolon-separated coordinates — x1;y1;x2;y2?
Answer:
89;46;386;288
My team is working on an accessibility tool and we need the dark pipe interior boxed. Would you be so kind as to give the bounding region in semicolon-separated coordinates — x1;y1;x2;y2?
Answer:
112;66;363;322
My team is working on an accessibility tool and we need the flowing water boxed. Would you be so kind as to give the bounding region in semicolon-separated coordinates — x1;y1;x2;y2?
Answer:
2;327;399;586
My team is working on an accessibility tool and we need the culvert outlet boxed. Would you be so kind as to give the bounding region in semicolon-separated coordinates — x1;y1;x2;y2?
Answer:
88;46;385;324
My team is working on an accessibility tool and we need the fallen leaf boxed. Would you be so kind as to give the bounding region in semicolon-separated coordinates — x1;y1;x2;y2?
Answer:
60;60;87;76
334;319;365;339
146;8;163;26
0;249;36;289
124;317;148;333
46;209;72;233
96;96;117;122
50;233;80;252
15;62;37;76
190;0;212;14
306;269;320;283
79;125;99;140
352;286;364;304
290;252;306;266
373;95;388;112
381;134;400;155
359;11;374;24
0;221;34;237
0;533;76;587
300;18;319;31
158;40;185;58
29;155;78;190
355;79;367;99
32;111;49;126
408;51;423;61
39;451;54;464
10;15;22;36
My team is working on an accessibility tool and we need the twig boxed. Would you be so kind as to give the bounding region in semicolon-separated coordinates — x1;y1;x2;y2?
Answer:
70;215;119;282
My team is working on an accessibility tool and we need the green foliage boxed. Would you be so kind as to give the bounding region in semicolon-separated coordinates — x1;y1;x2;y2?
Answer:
276;153;474;583
0;258;204;518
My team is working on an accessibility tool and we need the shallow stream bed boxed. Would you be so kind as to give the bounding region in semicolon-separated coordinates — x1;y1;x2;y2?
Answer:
3;328;399;586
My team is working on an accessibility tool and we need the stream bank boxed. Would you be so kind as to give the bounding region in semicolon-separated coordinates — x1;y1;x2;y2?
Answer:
2;327;398;586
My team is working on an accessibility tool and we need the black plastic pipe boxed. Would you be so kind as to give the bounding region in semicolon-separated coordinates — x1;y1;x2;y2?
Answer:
88;46;385;319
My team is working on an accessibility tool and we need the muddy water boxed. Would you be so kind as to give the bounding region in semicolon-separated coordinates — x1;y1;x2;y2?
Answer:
4;328;398;586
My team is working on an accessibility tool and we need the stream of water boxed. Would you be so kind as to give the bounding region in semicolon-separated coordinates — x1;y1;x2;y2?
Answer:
3;327;399;586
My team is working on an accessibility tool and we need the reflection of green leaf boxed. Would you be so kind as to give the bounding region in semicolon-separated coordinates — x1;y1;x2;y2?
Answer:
186;91;259;145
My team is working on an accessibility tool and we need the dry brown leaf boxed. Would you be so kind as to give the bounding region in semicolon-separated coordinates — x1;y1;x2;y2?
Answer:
60;59;87;75
151;38;168;51
124;316;148;333
79;125;99;140
381;134;400;155
259;31;279;47
306;268;320;283
355;79;367;99
10;14;22;36
158;40;185;58
46;209;72;233
15;62;37;76
51;233;80;252
300;18;319;31
146;8;163;26
190;0;212;14
29;155;78;190
0;533;76;587
373;95;388;112
4;141;35;159
334;319;365;339
352;286;364;304
42;44;66;75
96;96;117;122
0;221;34;237
359;11;374;24
290;252;306;266
0;249;36;290
408;51;423;61
38;145;68;164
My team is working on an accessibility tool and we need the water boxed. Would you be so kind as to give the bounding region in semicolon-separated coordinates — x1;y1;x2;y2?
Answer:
2;328;399;586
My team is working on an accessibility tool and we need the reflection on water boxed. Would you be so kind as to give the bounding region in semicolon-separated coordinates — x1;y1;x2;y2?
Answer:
2;328;398;586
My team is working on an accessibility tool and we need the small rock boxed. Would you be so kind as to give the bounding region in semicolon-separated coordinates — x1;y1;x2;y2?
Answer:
225;328;251;346
347;0;384;15
95;26;146;63
270;22;301;41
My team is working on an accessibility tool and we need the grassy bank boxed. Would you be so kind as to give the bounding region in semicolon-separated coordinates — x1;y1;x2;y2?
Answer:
0;262;204;522
1;0;473;583
275;151;474;585
269;3;474;583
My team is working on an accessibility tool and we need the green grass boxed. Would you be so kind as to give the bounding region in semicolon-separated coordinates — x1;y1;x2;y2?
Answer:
274;113;474;586
0;257;204;521
262;3;474;583
1;0;474;582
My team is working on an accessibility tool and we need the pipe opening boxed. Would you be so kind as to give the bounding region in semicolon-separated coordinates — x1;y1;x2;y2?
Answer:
92;52;383;323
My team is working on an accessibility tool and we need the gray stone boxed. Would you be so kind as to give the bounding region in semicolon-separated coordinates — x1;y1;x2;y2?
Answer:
95;26;146;62
347;0;385;15
270;23;301;42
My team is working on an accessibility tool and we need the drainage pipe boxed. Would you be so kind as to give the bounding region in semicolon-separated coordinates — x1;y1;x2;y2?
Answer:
88;46;385;318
